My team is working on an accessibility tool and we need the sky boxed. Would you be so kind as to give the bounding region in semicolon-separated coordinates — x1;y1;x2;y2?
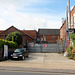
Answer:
0;0;75;31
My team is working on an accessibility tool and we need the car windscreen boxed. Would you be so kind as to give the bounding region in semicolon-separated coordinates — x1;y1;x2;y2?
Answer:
14;49;24;53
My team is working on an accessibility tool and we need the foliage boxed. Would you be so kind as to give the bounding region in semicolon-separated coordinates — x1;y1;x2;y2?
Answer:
67;46;73;59
0;58;5;61
66;33;75;60
70;33;75;40
5;31;22;46
70;33;75;46
0;39;18;48
5;32;13;41
12;31;22;46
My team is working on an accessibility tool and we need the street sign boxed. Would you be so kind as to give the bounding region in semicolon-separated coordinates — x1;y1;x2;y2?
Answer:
30;44;34;47
44;44;48;47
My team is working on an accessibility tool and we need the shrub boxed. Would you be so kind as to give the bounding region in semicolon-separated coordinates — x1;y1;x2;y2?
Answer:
67;46;73;58
68;33;75;60
70;33;75;46
5;32;13;41
72;47;75;54
5;31;22;46
0;39;18;48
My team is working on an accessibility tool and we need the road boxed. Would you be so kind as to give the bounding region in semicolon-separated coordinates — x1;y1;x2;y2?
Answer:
1;53;75;70
0;70;74;75
0;53;75;74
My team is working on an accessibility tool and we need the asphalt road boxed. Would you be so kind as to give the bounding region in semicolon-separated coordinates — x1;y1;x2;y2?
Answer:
0;70;74;75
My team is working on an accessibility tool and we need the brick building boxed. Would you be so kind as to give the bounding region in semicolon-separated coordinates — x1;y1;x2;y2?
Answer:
60;21;66;41
60;6;75;49
22;30;37;40
60;6;75;41
0;26;60;45
0;26;36;47
37;29;60;43
70;6;75;28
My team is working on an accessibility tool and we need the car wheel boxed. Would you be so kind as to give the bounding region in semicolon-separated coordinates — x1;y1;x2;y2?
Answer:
22;56;25;60
11;57;13;60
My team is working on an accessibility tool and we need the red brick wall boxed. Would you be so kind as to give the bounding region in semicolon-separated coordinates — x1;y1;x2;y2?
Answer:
22;36;26;44
60;6;75;41
27;37;34;43
46;35;59;42
60;21;66;40
0;35;5;39
38;35;59;43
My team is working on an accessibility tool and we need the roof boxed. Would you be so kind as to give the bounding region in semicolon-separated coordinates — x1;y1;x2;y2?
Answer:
22;30;37;39
0;30;4;33
60;20;66;30
71;6;75;11
38;29;60;35
0;26;35;40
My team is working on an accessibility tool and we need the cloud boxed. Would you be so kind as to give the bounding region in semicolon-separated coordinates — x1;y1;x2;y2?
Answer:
0;9;62;31
0;0;63;31
71;6;74;10
0;6;62;30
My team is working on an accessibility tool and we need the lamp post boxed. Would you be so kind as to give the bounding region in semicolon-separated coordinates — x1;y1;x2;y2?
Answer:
67;0;71;47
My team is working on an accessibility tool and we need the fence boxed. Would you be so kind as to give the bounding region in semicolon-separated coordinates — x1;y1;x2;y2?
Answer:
27;43;64;53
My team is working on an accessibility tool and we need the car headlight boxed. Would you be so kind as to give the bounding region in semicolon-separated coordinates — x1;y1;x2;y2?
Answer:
11;54;13;56
19;55;22;56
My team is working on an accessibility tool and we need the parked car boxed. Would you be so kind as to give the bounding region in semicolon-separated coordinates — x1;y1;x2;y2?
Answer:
11;48;29;60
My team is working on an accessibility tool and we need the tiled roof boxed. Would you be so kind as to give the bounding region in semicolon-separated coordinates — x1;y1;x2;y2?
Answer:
38;29;60;35
0;26;35;40
0;30;4;33
22;30;37;39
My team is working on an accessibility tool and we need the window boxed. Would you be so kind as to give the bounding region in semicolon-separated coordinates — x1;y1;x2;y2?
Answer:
52;36;56;40
41;38;43;41
43;36;46;41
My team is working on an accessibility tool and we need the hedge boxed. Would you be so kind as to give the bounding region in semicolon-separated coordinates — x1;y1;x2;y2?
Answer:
67;46;73;59
66;33;75;60
70;33;75;46
0;39;18;48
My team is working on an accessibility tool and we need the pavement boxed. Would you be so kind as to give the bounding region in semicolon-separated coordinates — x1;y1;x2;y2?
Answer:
0;53;75;74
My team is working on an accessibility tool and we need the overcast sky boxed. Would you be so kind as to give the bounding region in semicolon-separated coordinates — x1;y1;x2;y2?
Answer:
0;0;75;31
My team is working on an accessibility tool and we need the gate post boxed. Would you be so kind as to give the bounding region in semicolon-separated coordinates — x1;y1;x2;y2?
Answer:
57;39;60;53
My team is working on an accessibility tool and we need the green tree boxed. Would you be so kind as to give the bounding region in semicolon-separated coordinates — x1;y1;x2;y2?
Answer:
5;32;13;41
12;31;22;46
5;31;22;46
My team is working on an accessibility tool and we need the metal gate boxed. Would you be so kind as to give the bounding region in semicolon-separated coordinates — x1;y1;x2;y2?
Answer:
27;43;63;53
